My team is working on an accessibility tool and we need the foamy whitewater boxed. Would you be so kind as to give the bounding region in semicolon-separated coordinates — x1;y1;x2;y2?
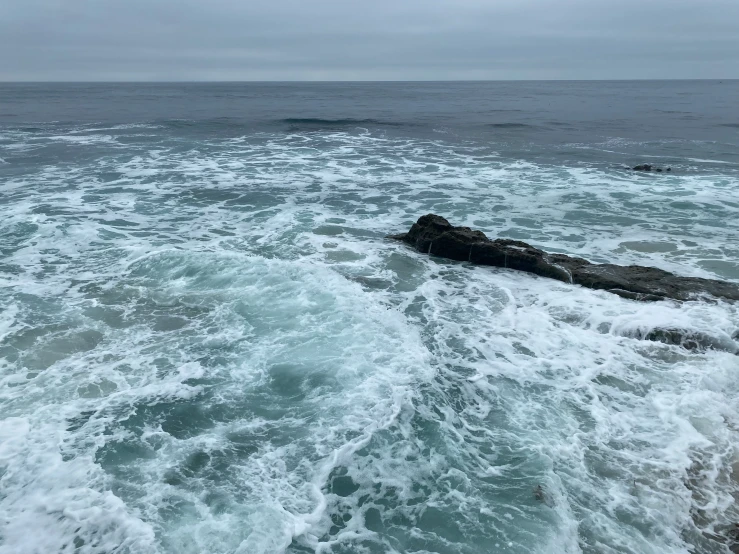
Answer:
1;82;739;554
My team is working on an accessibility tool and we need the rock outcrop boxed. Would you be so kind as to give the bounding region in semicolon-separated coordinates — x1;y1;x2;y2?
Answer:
633;164;671;172
389;214;739;302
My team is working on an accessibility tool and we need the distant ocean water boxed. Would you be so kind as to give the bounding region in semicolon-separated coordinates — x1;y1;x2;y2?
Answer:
1;81;739;554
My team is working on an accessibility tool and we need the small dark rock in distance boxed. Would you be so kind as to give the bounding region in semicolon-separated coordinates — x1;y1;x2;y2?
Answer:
633;164;671;172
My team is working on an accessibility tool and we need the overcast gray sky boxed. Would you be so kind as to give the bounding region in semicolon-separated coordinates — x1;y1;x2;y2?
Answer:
1;0;738;81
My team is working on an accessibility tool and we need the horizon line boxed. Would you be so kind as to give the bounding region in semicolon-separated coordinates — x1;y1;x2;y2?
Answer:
2;78;738;85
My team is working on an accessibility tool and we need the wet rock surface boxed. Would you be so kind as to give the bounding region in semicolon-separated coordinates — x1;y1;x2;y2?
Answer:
633;164;671;172
390;214;739;302
631;328;738;354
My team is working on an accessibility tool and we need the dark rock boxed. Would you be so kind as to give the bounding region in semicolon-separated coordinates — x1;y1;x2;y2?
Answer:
632;328;738;354
533;484;555;507
633;164;672;173
729;524;739;553
390;215;739;302
646;329;702;349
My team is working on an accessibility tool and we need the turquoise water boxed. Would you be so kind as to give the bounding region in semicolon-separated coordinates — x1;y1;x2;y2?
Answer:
1;82;739;554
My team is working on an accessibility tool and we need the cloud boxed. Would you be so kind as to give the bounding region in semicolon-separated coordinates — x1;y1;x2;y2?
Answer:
1;0;737;80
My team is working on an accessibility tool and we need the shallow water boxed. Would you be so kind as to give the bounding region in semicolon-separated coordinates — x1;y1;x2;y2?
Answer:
1;81;739;554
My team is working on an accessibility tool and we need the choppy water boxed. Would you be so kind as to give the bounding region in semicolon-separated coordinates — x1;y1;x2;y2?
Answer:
1;81;739;554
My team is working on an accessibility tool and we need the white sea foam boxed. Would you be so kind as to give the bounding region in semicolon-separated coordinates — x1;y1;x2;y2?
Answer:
48;134;118;145
1;129;738;553
686;158;737;165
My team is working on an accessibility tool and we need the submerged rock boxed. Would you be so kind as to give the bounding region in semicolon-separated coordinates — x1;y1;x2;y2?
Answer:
729;525;739;553
630;328;739;354
389;214;739;302
532;484;555;507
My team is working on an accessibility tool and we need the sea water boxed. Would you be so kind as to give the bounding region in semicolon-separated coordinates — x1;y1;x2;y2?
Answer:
1;81;739;554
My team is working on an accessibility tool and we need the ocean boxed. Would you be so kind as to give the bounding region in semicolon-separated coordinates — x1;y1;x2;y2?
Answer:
1;81;738;554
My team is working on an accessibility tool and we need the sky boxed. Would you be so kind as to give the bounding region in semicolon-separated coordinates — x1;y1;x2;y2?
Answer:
1;0;738;81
